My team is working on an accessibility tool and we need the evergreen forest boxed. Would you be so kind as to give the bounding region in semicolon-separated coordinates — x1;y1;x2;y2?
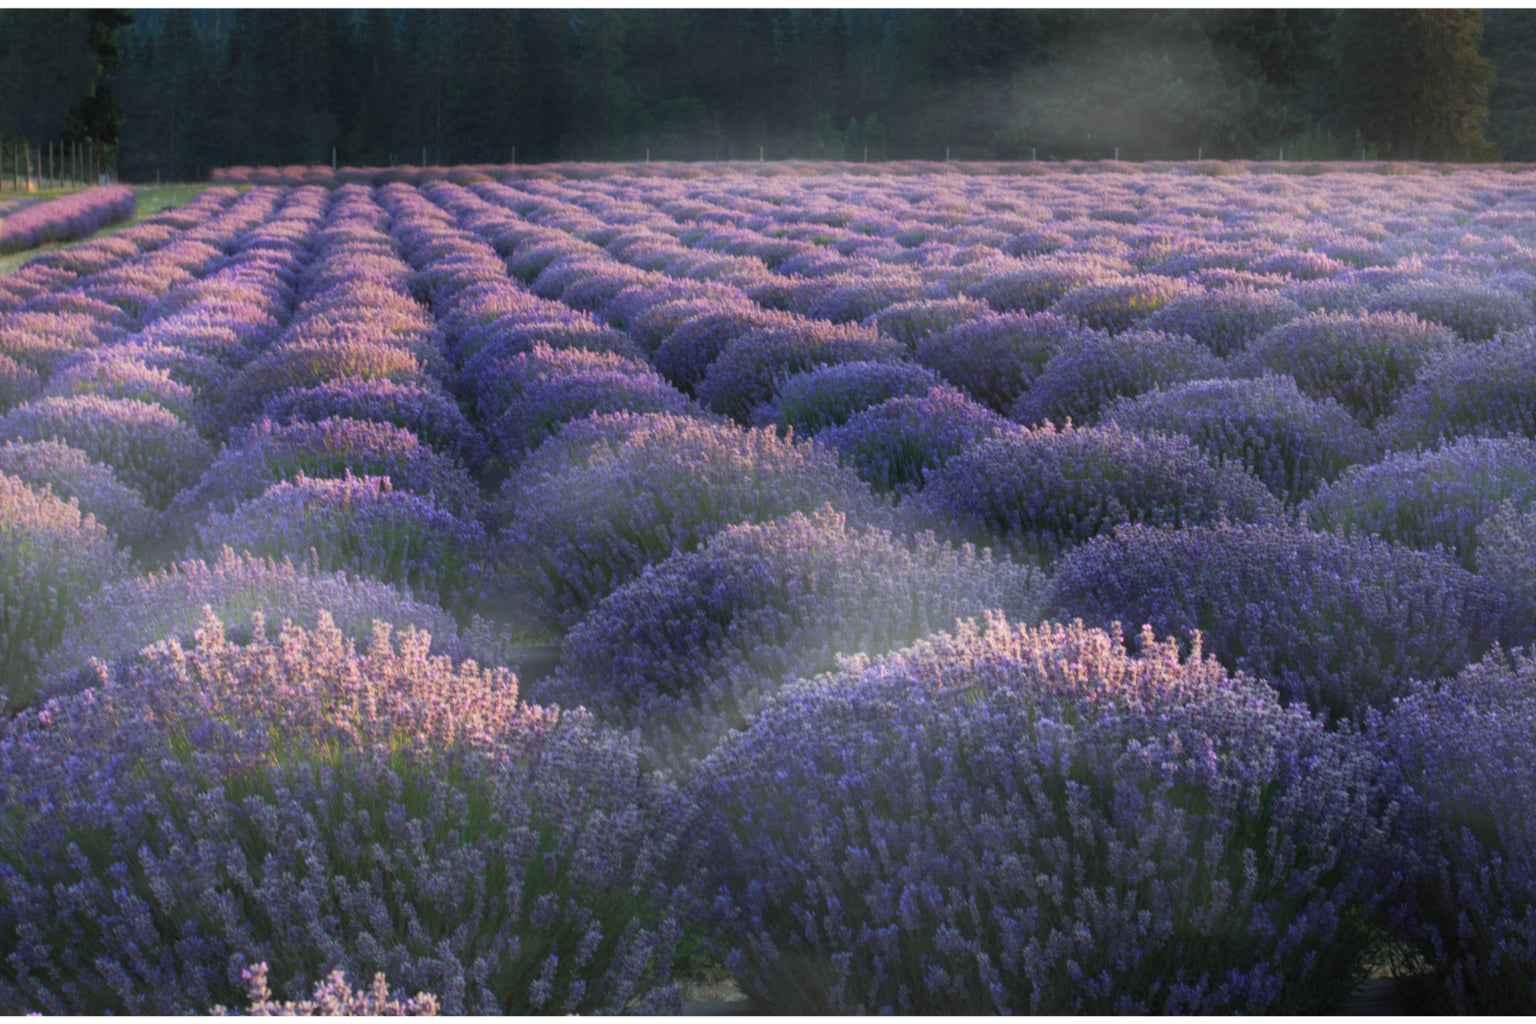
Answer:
0;9;1527;181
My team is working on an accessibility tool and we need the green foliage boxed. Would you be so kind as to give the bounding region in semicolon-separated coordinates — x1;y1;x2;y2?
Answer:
1330;10;1498;161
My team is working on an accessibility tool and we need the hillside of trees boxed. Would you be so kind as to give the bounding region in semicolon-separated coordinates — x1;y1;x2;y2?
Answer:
0;9;1525;181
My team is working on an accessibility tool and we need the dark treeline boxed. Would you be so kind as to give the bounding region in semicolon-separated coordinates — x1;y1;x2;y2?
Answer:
0;9;1526;181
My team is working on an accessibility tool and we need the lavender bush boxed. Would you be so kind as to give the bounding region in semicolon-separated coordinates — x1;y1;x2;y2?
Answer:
1141;287;1306;358
1366;277;1535;343
194;473;491;618
1301;435;1536;569
1047;274;1201;334
0;612;684;1014
44;351;207;430
1377;329;1536;450
1373;647;1536;1012
0;395;213;509
0;439;154;547
1234;311;1461;427
0;471;129;709
651;307;804;397
696;317;906;423
220;337;434;432
161;417;482;549
39;546;507;699
819;388;1016;496
261;379;493;474
1010;329;1229;428
865;296;990;350
919;421;1280;563
1044;520;1505;722
0;187;136;254
488;368;694;468
537;506;1041;771
751;360;951;436
502;413;893;629
914;311;1098;414
689;614;1390;1013
1104;375;1379;503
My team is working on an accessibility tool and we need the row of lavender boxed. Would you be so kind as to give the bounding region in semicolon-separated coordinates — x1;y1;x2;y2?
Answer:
0;186;137;255
2;167;1535;1013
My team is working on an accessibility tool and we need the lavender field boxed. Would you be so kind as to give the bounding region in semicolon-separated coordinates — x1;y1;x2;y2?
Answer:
2;161;1536;1014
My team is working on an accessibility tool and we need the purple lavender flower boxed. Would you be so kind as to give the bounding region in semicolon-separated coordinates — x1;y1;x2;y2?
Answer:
0;395;213;509
652;306;795;396
1046;273;1202;334
261;378;492;474
162;417;482;537
0;611;684;1014
0;186;136;254
210;961;440;1016
1367;277;1535;343
502;413;894;629
1301;435;1536;570
917;421;1282;563
539;506;1042;771
696;317;906;424
194;473;490;618
38;545;499;698
0;470;129;709
1234;311;1461;427
1377;328;1536;450
819;388;1016;496
863;296;991;351
1009;329;1229;428
751;360;952;436
689;613;1390;1013
1045;519;1505;722
964;253;1129;313
1141;287;1307;358
1104;374;1379;503
915;311;1098;414
1372;648;1536;1012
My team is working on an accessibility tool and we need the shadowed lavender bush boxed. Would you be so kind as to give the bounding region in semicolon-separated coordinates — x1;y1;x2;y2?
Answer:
1301;435;1536;570
652;307;790;396
163;417;482;538
1475;502;1536;648
1044;520;1505;722
689;613;1390;1013
914;312;1098;414
1047;274;1201;334
196;474;490;618
1234;311;1461;427
38;546;506;699
0;439;154;547
537;506;1042;772
819;388;1016;496
211;962;440;1016
488;368;695;468
751;360;951;436
0;354;40;414
0;312;108;375
1377;329;1536;450
1104;375;1378;503
919;421;1281;564
261;378;493;474
459;341;657;426
1141;287;1306;358
1366;278;1535;343
454;316;641;367
865;296;991;350
1010;330;1229;428
0;395;213;509
0;611;684;1014
502;413;892;629
696;317;905;423
0;472;129;709
1373;648;1536;1012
